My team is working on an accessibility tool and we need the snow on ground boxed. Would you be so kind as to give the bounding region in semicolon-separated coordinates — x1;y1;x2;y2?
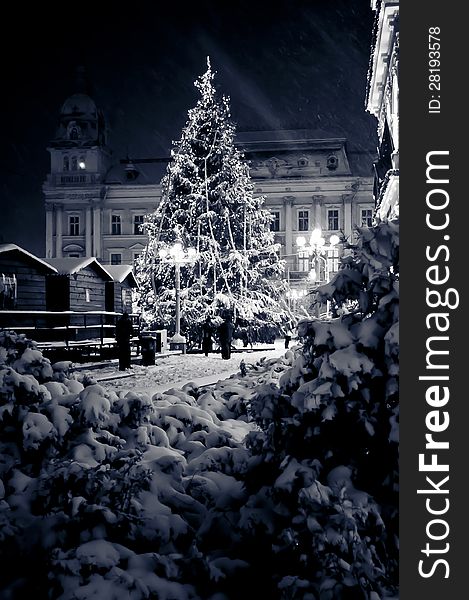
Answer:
78;340;287;396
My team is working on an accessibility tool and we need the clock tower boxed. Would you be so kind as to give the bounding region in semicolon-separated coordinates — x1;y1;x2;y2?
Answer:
43;75;112;258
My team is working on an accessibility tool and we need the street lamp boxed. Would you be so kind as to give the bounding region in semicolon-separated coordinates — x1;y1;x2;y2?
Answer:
296;229;340;317
286;287;308;312
158;240;198;353
296;228;340;284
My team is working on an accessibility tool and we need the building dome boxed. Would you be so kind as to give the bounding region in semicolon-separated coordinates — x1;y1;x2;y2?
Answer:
50;91;107;147
60;93;98;120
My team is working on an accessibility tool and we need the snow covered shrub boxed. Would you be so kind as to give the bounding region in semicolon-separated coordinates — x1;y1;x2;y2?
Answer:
243;221;399;599
0;331;270;599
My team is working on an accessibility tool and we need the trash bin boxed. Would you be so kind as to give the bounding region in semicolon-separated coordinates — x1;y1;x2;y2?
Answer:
140;333;156;366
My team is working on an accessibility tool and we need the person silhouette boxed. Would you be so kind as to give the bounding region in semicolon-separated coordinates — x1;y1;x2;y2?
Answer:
116;312;133;370
218;313;234;360
201;316;213;357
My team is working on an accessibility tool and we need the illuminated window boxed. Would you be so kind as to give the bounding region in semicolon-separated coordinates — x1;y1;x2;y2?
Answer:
270;211;280;232
298;210;309;232
328;209;339;231
361;209;373;228
69;215;80;236
298;250;310;272
111;215;122;235
327;247;340;274
134;215;144;234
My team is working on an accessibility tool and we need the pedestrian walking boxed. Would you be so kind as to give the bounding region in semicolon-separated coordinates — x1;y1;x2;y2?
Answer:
284;327;292;349
218;313;234;360
116;312;133;370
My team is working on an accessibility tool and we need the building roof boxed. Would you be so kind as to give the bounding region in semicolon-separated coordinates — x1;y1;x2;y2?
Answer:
102;131;375;185
105;264;139;287
237;129;346;148
0;244;58;274
60;93;98;119
43;257;113;280
104;161;167;185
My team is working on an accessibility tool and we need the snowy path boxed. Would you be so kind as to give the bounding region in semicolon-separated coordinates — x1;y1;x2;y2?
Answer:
81;342;287;396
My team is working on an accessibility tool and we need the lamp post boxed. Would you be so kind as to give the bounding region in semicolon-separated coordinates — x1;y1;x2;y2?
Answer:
296;229;340;317
158;240;197;353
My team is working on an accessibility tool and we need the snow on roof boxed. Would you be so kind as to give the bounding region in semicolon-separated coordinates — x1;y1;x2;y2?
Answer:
0;243;58;273
43;257;112;280
105;264;138;287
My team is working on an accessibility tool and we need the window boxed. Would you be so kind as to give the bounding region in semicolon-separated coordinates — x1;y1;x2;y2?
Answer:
63;156;69;171
361;208;373;228
270;211;280;232
78;157;86;170
133;252;141;264
328;209;339;231
134;215;144;235
70;127;79;140
298;210;309;232
110;253;122;265
327;155;338;170
85;289;91;302
327;247;340;275
111;215;122;235
298;250;310;272
69;215;80;236
71;156;78;171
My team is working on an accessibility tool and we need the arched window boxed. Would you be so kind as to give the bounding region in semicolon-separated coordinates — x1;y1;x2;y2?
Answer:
327;155;338;170
70;127;79;140
71;156;78;171
63;156;69;171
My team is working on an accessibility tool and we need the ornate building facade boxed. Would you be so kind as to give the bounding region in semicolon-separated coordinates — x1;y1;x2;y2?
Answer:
43;92;374;291
366;0;399;221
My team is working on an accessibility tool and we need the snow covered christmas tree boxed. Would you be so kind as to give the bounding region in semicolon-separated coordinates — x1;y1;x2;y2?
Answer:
135;58;291;345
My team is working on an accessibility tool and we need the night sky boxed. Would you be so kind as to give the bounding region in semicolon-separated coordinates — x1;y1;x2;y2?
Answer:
1;0;376;257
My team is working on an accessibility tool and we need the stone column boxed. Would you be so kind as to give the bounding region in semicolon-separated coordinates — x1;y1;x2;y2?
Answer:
55;205;63;257
45;204;53;258
282;196;294;274
342;194;353;238
93;205;101;258
313;195;324;230
283;196;294;257
85;206;92;256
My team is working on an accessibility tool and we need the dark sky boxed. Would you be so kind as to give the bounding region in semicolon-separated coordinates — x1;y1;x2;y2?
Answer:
1;0;377;256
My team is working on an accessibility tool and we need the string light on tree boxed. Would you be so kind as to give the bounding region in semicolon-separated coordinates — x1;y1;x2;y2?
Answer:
135;57;291;345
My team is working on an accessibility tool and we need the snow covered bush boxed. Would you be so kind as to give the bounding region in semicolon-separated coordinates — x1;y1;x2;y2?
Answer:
241;220;399;598
0;331;281;599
